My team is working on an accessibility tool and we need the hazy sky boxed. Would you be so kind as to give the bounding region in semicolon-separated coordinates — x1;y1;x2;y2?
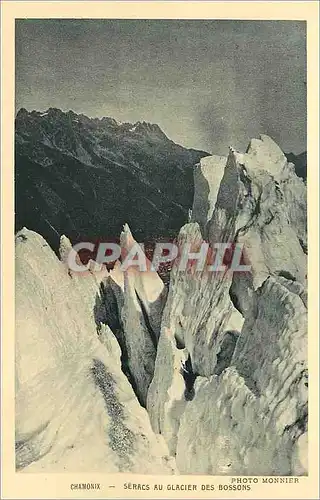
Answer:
16;19;306;155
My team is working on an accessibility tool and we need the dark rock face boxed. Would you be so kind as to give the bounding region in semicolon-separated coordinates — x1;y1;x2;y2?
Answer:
285;151;307;181
15;108;208;251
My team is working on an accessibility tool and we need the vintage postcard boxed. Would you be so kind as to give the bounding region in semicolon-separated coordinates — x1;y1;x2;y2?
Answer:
1;1;319;499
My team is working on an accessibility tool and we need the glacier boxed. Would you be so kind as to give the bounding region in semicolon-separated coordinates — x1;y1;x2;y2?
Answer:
15;135;307;475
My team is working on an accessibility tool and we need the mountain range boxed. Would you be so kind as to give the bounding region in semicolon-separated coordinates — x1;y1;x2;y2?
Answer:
15;108;208;250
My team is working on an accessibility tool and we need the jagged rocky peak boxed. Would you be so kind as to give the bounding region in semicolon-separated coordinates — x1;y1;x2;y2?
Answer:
16;107;169;139
129;120;169;139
